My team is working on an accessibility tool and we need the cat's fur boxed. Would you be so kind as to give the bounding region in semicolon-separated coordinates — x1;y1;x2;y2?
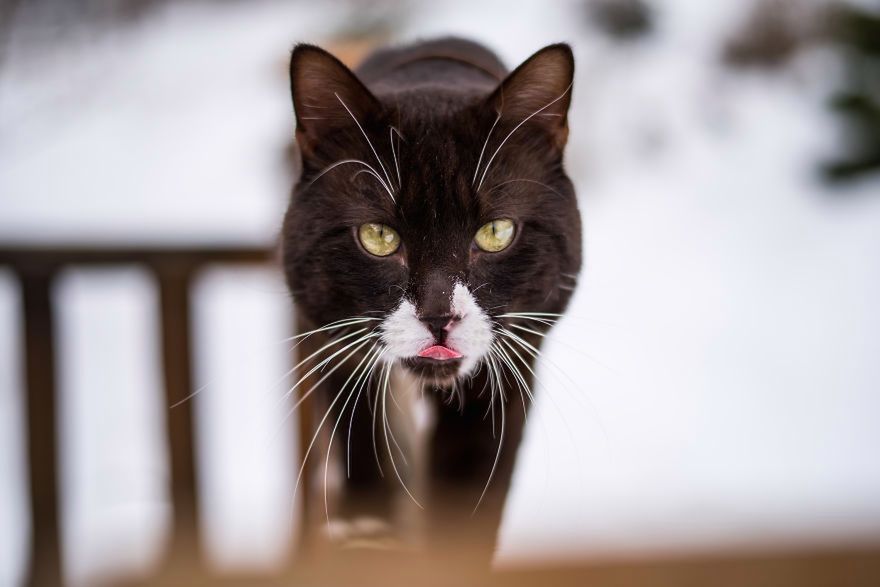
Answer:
283;37;580;561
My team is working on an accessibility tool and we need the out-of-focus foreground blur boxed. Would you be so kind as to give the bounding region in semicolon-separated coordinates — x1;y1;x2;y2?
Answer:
2;0;880;585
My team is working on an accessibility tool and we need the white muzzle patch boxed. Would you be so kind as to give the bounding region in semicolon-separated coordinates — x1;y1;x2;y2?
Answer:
380;282;493;377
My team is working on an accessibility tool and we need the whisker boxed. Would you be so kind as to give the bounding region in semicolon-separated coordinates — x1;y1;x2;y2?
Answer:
383;386;409;467
486;178;564;198
497;333;588;483
473;381;505;514
381;361;423;508
323;341;383;532
507;323;617;374
472;112;501;185
169;380;211;409
476;84;572;191
371;360;388;477
498;311;564;318
350;168;399;196
272;335;379;442
280;316;380;344
389;126;402;189
308;158;394;201
286;327;371;376
335;92;396;200
491;344;532;422
280;329;376;405
493;348;528;425
288;338;374;527
347;346;386;477
500;327;611;447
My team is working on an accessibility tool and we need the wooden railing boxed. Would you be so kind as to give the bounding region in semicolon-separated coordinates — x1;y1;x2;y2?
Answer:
3;243;880;586
0;243;278;586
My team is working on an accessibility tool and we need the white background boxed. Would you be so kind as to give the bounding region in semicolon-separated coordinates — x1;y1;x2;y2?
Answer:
2;0;880;584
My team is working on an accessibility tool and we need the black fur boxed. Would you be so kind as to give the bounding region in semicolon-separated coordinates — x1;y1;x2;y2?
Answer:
283;37;581;561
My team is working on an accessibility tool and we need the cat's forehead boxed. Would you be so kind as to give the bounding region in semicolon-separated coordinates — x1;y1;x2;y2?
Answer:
367;92;490;218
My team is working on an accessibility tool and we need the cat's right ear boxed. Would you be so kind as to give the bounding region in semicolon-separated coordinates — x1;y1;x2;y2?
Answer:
289;44;380;158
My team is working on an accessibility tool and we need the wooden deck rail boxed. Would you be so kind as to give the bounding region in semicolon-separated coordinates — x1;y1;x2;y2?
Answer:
3;243;880;586
1;243;277;586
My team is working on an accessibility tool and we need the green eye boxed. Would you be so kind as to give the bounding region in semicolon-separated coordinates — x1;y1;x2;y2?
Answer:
358;223;401;257
474;219;515;252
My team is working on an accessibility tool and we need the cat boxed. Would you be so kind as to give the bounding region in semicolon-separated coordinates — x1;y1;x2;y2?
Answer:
282;37;581;563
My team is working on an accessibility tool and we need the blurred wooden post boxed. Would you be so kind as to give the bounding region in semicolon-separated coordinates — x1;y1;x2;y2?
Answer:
20;269;63;587
157;264;202;564
294;344;314;555
291;310;326;557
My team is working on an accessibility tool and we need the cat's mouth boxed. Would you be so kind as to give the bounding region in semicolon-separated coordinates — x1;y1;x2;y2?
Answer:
417;345;462;361
401;344;464;382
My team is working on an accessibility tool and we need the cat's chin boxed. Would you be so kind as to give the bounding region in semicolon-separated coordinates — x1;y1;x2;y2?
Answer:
400;356;463;385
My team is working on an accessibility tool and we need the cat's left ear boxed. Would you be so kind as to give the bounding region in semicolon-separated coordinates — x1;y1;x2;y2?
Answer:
289;43;381;158
487;44;574;150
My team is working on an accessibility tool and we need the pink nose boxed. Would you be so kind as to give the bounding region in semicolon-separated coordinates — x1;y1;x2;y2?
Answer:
418;345;463;361
421;314;455;339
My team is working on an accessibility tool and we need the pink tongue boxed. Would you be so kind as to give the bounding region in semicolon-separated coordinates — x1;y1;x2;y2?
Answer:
418;345;463;361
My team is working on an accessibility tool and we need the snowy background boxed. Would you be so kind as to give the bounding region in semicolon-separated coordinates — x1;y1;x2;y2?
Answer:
2;0;880;585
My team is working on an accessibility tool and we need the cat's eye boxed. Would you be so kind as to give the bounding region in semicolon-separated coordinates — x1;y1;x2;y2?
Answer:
358;223;401;257
474;219;515;252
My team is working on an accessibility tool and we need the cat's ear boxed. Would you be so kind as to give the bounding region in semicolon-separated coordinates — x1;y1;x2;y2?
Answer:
289;44;380;157
487;44;574;149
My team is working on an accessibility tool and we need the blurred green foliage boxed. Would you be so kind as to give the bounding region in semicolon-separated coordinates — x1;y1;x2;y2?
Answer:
823;4;880;182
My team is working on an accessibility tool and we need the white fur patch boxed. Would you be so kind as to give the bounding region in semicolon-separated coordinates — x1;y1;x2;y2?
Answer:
381;299;434;360
379;282;494;378
446;282;494;376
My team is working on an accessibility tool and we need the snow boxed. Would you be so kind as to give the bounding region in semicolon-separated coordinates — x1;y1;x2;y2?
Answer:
2;0;880;584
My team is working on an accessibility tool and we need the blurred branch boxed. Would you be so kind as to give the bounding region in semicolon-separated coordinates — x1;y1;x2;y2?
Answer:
722;0;828;69
584;0;654;42
823;3;880;183
723;1;880;185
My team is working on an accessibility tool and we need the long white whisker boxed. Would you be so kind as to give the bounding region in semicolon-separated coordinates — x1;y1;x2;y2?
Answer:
284;327;370;379
474;381;505;514
269;328;375;421
495;344;533;427
272;335;378;443
323;342;383;533
389;127;402;189
371;361;388;477
281;330;376;404
491;344;532;423
347;346;386;477
498;333;586;478
501;326;611;449
508;323;617;373
350;168;398;198
288;338;372;527
383;381;409;467
309;158;394;201
476;84;572;191
280;317;380;344
493;344;530;400
473;112;501;185
381;362;423;508
335;92;395;200
486;178;564;198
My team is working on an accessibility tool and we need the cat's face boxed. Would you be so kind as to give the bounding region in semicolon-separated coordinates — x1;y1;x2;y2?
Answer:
283;43;581;385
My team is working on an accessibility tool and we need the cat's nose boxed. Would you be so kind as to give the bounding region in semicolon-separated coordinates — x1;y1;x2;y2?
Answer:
420;314;458;342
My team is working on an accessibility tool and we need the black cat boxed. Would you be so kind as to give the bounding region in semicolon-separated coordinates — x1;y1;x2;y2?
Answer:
283;37;581;562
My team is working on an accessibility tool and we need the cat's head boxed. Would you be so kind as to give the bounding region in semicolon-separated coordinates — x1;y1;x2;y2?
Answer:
283;42;581;385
